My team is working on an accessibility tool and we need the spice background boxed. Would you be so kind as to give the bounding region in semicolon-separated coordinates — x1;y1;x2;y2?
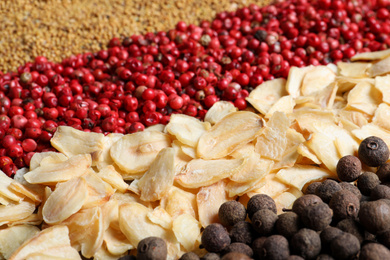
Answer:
0;0;271;73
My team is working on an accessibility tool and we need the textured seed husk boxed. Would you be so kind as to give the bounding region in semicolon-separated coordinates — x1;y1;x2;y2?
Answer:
197;111;265;160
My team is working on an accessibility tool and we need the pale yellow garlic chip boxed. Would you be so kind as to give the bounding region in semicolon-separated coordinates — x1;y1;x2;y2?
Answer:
24;154;92;185
165;114;210;147
29;152;68;171
336;76;376;93
95;133;124;170
301;66;336;96
8;213;42;227
0;171;24;202
351;48;390;61
226;175;268;197
375;75;390;105
255;111;290;161
180;144;197;159
8;182;42;203
110;130;171;174
370;56;390;77
147;206;173;229
0;201;36;226
104;226;133;256
0;194;12;206
96;165;129;193
229;143;255;159
0;225;40;259
204;101;237;125
337;110;369;128
94;246;123;260
276;165;333;191
247;173;290;199
246;78;287;114
306;133;340;174
338;62;371;78
9;225;80;260
296;143;322;165
373;103;390;131
145;124;165;132
285;66;313;98
42;177;88;224
175;157;245;188
197;180;228;228
161;187;197;220
265;95;295;118
127;179;140;195
138;147;175;201
352;123;390;147
347;81;382;115
63;207;104;258
172;214;201;251
172;140;192;175
82;170;116;209
197;111;265;159
313;83;338;109
274;191;299;215
229;155;274;183
51;126;105;166
19;246;82;260
119;202;168;247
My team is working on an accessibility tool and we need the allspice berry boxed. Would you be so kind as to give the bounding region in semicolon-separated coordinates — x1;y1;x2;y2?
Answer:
290;228;321;259
180;252;200;260
357;171;380;196
358;136;389;167
370;184;390;200
260;235;290;260
229;221;256;245
320;227;343;253
336;155;362;182
220;252;251;260
329;190;360;220
252;237;267;258
137;236;168;260
222;242;253;257
316;255;335;260
218;201;246;227
275;212;301;239
287;256;304;260
247;194;277;219
315;179;342;203
359;243;390;260
201;253;220;260
376;229;390;248
292;194;322;216
251;209;278;235
304;182;321;195
336;218;364;244
300;202;333;231
358;199;390;234
339;182;362;200
330;232;360;260
376;162;390;182
201;223;231;253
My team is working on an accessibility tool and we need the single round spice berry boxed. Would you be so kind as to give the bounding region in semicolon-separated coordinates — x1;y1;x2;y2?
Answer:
359;243;390;260
357;172;380;196
179;252;200;260
200;253;220;260
358;136;390;167
221;242;253;257
316;254;335;260
376;162;390;183
304;182;321;195
247;194;277;219
220;252;251;260
292;194;323;217
251;209;278;236
377;229;390;249
201;223;231;253
260;235;290;260
370;184;390;200
137;236;167;260
251;237;267;259
359;199;390;234
336;155;362;182
229;221;256;245
329;189;360;221
275;212;301;239
336;218;365;244
290;228;321;260
218;200;246;227
315;179;342;203
300;202;333;231
320;226;344;253
339;182;362;201
330;232;360;260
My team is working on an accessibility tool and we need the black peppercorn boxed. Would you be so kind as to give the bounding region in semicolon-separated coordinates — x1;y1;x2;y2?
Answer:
320;226;343;253
357;171;380;196
330;232;360;260
315;179;341;203
229;221;257;245
247;194;277;220
359;243;390;260
336;155;362;182
201;223;231;253
292;194;322;216
220;252;251;260
137;236;168;260
358;136;389;167
300;202;333;231
329;189;360;221
221;242;253;257
260;235;290;260
201;253;220;260
339;182;362;201
218;201;246;227
370;184;390;200
304;182;321;195
336;218;365;244
275;212;301;239
180;252;200;260
377;162;390;182
358;199;390;234
251;209;278;236
290;228;321;259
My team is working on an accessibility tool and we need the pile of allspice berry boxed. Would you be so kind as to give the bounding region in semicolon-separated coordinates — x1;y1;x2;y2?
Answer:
120;135;390;260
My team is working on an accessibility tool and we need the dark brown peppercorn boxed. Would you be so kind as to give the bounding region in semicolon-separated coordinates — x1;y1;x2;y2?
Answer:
377;162;390;182
376;229;390;248
247;194;277;220
300;202;333;231
118;255;137;260
316;255;335;260
330;232;360;260
137;236;168;260
201;223;231;253
292;194;323;216
275;212;301;239
201;253;220;260
260;235;290;260
251;237;267;259
320;227;343;253
304;182;321;195
222;242;253;257
251;209;278;235
287;256;304;260
290;228;321;260
229;221;257;245
359;243;390;260
329;190;360;221
358;199;390;234
357;171;380;196
358;136;389;167
315;179;342;203
370;184;390;200
339;182;362;200
336;155;362;182
180;252;200;260
336;219;364;244
220;252;251;260
218;201;247;227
